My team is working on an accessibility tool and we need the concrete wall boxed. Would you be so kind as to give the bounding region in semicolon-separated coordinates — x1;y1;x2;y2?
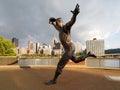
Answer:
0;57;17;65
18;58;59;67
18;58;120;69
86;58;120;69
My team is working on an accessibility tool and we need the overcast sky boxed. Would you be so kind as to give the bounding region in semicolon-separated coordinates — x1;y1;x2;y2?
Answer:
0;0;120;49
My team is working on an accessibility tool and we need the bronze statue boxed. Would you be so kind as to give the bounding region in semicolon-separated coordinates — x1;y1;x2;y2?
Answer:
46;4;96;85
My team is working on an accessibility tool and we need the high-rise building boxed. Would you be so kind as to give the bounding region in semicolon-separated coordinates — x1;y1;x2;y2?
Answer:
12;37;19;47
36;43;40;53
73;41;82;53
28;40;35;54
51;36;58;49
86;38;104;56
51;36;63;55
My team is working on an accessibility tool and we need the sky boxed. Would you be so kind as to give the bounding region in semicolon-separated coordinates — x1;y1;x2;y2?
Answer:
0;0;120;49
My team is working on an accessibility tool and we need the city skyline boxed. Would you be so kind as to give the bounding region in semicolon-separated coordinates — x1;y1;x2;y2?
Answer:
18;37;82;55
3;35;119;51
0;0;120;49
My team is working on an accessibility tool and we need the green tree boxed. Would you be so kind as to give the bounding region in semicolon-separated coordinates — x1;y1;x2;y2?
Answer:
0;36;16;56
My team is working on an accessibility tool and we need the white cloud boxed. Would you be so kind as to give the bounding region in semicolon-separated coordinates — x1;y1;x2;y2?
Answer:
0;0;120;49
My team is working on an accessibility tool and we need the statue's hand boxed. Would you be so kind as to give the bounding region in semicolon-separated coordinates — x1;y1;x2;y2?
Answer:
49;17;56;24
71;4;80;15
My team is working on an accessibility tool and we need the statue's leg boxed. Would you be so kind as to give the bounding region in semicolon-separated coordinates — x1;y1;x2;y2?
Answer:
71;52;96;63
45;52;70;85
69;45;85;63
71;55;86;63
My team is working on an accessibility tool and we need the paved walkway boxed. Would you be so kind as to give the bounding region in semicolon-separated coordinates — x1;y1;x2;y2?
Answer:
0;65;120;90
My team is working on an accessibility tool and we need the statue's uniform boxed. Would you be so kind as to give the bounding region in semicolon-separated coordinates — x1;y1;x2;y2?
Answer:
56;22;85;75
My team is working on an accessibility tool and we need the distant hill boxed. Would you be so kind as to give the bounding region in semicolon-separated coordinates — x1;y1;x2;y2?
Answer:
105;48;120;54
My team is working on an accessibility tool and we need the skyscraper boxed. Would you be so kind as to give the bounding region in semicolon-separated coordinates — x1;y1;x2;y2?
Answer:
51;36;58;49
28;40;35;54
12;37;19;47
86;38;104;56
36;43;40;53
28;40;34;50
73;41;82;53
51;36;63;56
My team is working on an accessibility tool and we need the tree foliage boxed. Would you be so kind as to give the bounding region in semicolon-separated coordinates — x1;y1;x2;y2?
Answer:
0;36;16;56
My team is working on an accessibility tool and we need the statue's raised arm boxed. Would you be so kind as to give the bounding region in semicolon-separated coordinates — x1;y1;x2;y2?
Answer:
71;4;80;15
66;4;80;29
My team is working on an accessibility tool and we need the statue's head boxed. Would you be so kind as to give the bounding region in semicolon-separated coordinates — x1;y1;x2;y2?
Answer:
56;18;63;28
